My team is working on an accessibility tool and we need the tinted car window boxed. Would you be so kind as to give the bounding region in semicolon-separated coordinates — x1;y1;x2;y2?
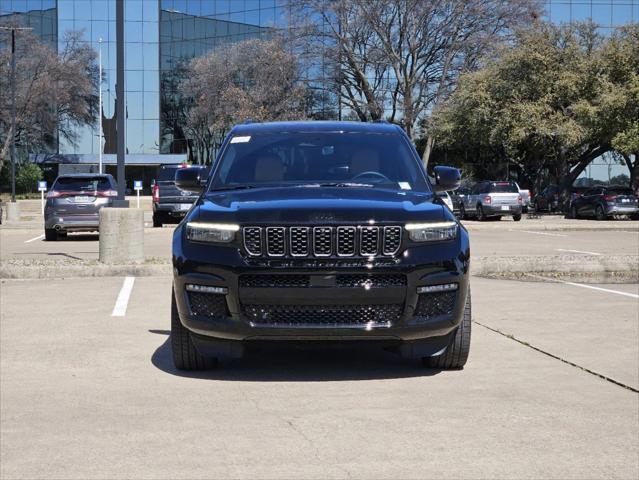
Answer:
53;176;112;192
211;132;428;191
487;182;519;193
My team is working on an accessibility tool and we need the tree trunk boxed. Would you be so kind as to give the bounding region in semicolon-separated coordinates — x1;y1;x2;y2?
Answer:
422;136;435;168
623;153;638;190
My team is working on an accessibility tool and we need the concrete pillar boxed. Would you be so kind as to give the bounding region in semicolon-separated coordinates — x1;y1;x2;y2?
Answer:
5;202;20;222
99;208;144;264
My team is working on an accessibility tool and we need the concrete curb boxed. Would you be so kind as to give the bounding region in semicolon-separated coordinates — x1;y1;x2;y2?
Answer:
1;255;637;283
472;255;639;283
0;262;172;279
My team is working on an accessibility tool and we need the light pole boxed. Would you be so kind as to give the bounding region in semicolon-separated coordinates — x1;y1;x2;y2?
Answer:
98;37;103;174
114;0;128;207
0;26;32;204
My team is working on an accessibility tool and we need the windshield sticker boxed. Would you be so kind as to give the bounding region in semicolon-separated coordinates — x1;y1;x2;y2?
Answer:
230;136;251;143
399;182;411;190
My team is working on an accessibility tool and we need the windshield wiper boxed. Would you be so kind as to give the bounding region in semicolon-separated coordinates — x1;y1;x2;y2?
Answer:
211;185;258;191
300;182;374;188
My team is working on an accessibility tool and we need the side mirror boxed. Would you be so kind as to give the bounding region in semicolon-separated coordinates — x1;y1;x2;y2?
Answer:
432;166;461;192
175;167;208;194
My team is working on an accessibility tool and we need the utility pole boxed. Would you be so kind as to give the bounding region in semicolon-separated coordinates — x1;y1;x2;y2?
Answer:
114;0;128;207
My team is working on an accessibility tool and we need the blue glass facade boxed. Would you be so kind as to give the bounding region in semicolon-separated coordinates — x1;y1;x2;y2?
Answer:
0;0;637;165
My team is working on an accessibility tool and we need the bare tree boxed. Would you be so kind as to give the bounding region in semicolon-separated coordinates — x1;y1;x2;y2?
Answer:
0;28;98;172
181;38;307;164
292;0;541;165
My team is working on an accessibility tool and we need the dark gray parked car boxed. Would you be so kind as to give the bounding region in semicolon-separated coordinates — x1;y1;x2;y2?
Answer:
152;164;208;227
44;173;117;241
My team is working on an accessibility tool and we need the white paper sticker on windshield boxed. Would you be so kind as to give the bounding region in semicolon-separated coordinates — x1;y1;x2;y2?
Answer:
399;182;411;190
230;136;251;143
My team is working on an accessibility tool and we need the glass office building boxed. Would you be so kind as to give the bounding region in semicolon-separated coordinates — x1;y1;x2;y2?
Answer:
0;0;637;182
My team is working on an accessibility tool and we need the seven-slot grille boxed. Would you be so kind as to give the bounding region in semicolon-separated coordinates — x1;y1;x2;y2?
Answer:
243;226;402;257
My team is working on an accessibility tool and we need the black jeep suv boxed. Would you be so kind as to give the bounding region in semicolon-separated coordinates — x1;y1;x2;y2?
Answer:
171;121;471;370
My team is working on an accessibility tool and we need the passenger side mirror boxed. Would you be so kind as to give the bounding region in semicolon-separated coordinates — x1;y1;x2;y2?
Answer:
432;166;461;192
175;167;208;194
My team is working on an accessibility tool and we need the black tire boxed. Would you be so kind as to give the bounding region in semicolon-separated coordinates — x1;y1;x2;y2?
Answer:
568;204;578;219
44;228;58;241
171;289;217;371
423;290;472;369
595;205;606;221
513;213;522;222
153;213;163;228
522;206;528;214
477;204;486;221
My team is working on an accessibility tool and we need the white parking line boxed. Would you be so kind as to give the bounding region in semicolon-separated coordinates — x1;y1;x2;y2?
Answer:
24;234;44;243
527;274;638;299
111;277;136;317
510;230;567;237
556;248;601;256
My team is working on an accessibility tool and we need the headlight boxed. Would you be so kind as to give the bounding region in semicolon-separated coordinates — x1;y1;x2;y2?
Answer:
186;222;239;243
405;221;458;242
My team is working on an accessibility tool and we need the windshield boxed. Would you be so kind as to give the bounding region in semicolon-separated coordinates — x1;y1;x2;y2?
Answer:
488;182;519;193
53;176;112;192
209;132;428;191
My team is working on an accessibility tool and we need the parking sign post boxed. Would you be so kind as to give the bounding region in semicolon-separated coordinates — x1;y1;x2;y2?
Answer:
38;181;47;215
134;180;142;208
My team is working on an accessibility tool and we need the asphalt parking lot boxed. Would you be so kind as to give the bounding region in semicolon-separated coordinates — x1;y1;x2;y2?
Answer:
1;274;637;479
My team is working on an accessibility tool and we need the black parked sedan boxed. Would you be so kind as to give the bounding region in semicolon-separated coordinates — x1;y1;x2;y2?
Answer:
569;185;638;220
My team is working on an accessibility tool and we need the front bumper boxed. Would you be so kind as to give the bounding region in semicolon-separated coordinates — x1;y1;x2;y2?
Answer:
44;214;99;232
172;230;470;357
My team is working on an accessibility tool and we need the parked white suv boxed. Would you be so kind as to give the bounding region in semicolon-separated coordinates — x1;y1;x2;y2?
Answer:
460;181;523;221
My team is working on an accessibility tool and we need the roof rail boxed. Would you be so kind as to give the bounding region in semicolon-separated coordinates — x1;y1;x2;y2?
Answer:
373;119;389;124
242;118;257;124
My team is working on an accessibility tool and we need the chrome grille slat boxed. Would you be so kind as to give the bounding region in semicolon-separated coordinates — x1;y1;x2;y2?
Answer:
337;227;356;256
313;227;333;256
266;227;285;256
290;227;310;256
360;226;379;256
243;227;262;256
243;225;402;258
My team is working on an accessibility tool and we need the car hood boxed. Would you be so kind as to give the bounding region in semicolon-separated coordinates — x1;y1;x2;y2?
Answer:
194;187;448;224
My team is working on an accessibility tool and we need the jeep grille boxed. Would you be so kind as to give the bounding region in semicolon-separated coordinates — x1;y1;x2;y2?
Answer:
242;226;402;258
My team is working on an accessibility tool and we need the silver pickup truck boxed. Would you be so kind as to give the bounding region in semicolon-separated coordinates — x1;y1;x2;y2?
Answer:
460;181;523;221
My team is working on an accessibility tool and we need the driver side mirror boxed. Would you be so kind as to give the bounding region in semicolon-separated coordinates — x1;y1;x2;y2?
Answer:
175;167;208;194
432;166;461;192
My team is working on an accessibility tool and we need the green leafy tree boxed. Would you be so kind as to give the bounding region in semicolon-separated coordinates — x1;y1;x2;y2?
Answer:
15;162;42;194
430;22;639;191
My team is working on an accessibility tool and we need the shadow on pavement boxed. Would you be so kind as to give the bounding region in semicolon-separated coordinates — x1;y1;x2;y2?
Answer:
149;329;442;382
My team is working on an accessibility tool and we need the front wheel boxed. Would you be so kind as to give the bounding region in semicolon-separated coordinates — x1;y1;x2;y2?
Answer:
423;291;472;369
512;213;522;222
171;289;217;371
